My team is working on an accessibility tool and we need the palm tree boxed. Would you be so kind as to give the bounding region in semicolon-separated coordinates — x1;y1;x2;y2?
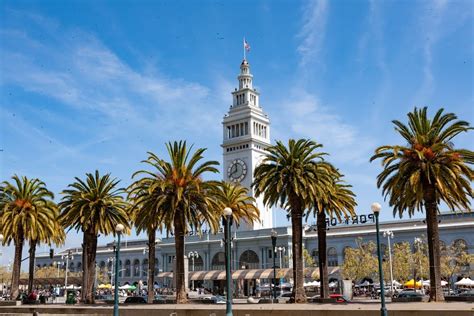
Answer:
0;175;62;299
27;210;65;295
370;107;473;302
210;181;260;228
307;170;357;299
58;171;130;304
135;141;219;304
253;139;333;303
128;173;165;303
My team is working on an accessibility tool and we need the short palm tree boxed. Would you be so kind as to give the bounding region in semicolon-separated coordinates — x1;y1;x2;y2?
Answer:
210;181;260;228
253;139;333;303
370;107;473;301
128;174;165;303
308;170;357;299
59;171;130;304
135;141;219;304
0;175;63;299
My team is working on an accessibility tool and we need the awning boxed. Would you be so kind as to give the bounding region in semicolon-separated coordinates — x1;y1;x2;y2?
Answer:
163;267;340;281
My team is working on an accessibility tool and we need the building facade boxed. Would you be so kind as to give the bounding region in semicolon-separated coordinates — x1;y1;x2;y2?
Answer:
35;59;473;293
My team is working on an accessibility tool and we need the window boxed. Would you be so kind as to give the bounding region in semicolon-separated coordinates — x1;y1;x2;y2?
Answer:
245;122;248;135
327;248;338;267
268;249;273;259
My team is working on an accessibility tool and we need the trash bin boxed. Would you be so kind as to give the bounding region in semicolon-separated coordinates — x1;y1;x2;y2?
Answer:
66;290;76;305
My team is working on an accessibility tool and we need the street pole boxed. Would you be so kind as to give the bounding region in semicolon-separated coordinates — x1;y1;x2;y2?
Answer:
62;250;73;298
223;207;233;316
271;230;277;301
114;224;124;316
384;231;394;297
371;202;387;316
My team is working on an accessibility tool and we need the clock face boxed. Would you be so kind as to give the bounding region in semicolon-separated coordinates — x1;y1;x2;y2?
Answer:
227;159;247;182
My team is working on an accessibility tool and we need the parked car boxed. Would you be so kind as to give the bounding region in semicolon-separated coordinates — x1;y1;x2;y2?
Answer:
396;291;423;298
124;296;147;304
277;291;292;303
459;290;474;297
329;294;350;303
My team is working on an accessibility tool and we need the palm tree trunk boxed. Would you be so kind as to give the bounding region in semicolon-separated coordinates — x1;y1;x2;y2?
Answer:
28;240;37;294
147;228;156;304
85;232;98;304
290;196;306;303
11;236;24;300
174;214;187;304
81;233;88;303
424;183;444;302
317;210;329;299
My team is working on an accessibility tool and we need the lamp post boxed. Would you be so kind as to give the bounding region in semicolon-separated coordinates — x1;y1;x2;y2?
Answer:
188;251;199;290
61;250;74;297
107;256;114;287
414;237;424;295
223;207;233;316
113;224;124;316
277;246;286;286
270;230;277;301
371;202;387;316
383;230;394;297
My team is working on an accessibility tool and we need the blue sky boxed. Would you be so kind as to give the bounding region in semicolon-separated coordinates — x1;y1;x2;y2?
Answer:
0;0;473;266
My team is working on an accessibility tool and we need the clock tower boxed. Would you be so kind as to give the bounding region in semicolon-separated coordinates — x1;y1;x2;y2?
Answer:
221;59;273;231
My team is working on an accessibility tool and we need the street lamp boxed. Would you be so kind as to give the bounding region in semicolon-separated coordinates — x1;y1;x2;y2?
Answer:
383;230;394;297
277;246;286;286
270;230;277;301
61;250;74;297
188;251;199;290
414;237;424;294
371;202;387;316
223;207;233;316
113;223;124;316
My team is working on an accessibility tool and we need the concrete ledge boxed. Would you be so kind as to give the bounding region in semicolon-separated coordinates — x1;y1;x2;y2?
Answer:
308;297;337;303
392;297;429;303
0;302;472;316
445;295;474;302
0;301;16;307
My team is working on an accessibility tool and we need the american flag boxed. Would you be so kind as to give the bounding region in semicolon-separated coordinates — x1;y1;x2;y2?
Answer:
244;39;250;51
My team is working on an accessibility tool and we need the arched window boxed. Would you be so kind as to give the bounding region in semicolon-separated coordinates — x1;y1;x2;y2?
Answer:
311;249;319;267
77;262;82;272
99;261;106;272
125;259;131;277
211;252;226;270
133;259;140;277
142;259;148;277
69;262;75;272
239;250;260;269
154;258;160;276
188;255;204;271
327;248;338;267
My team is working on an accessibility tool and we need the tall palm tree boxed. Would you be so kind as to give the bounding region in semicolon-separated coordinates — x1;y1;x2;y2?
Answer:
128;174;165;304
370;107;473;301
307;170;357;299
0;175;61;299
27;210;65;295
58;171;130;304
253;139;333;303
135;141;219;304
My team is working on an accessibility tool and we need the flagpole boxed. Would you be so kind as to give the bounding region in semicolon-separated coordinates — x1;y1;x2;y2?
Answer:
243;37;246;60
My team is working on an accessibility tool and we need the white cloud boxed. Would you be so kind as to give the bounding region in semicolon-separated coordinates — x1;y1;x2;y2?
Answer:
297;0;328;69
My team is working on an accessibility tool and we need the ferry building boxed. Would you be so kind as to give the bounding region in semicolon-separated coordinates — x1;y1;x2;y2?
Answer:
35;59;473;294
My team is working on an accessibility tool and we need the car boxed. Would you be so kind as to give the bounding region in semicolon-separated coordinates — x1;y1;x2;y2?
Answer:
329;294;350;303
458;290;474;297
124;296;147;304
396;291;423;298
